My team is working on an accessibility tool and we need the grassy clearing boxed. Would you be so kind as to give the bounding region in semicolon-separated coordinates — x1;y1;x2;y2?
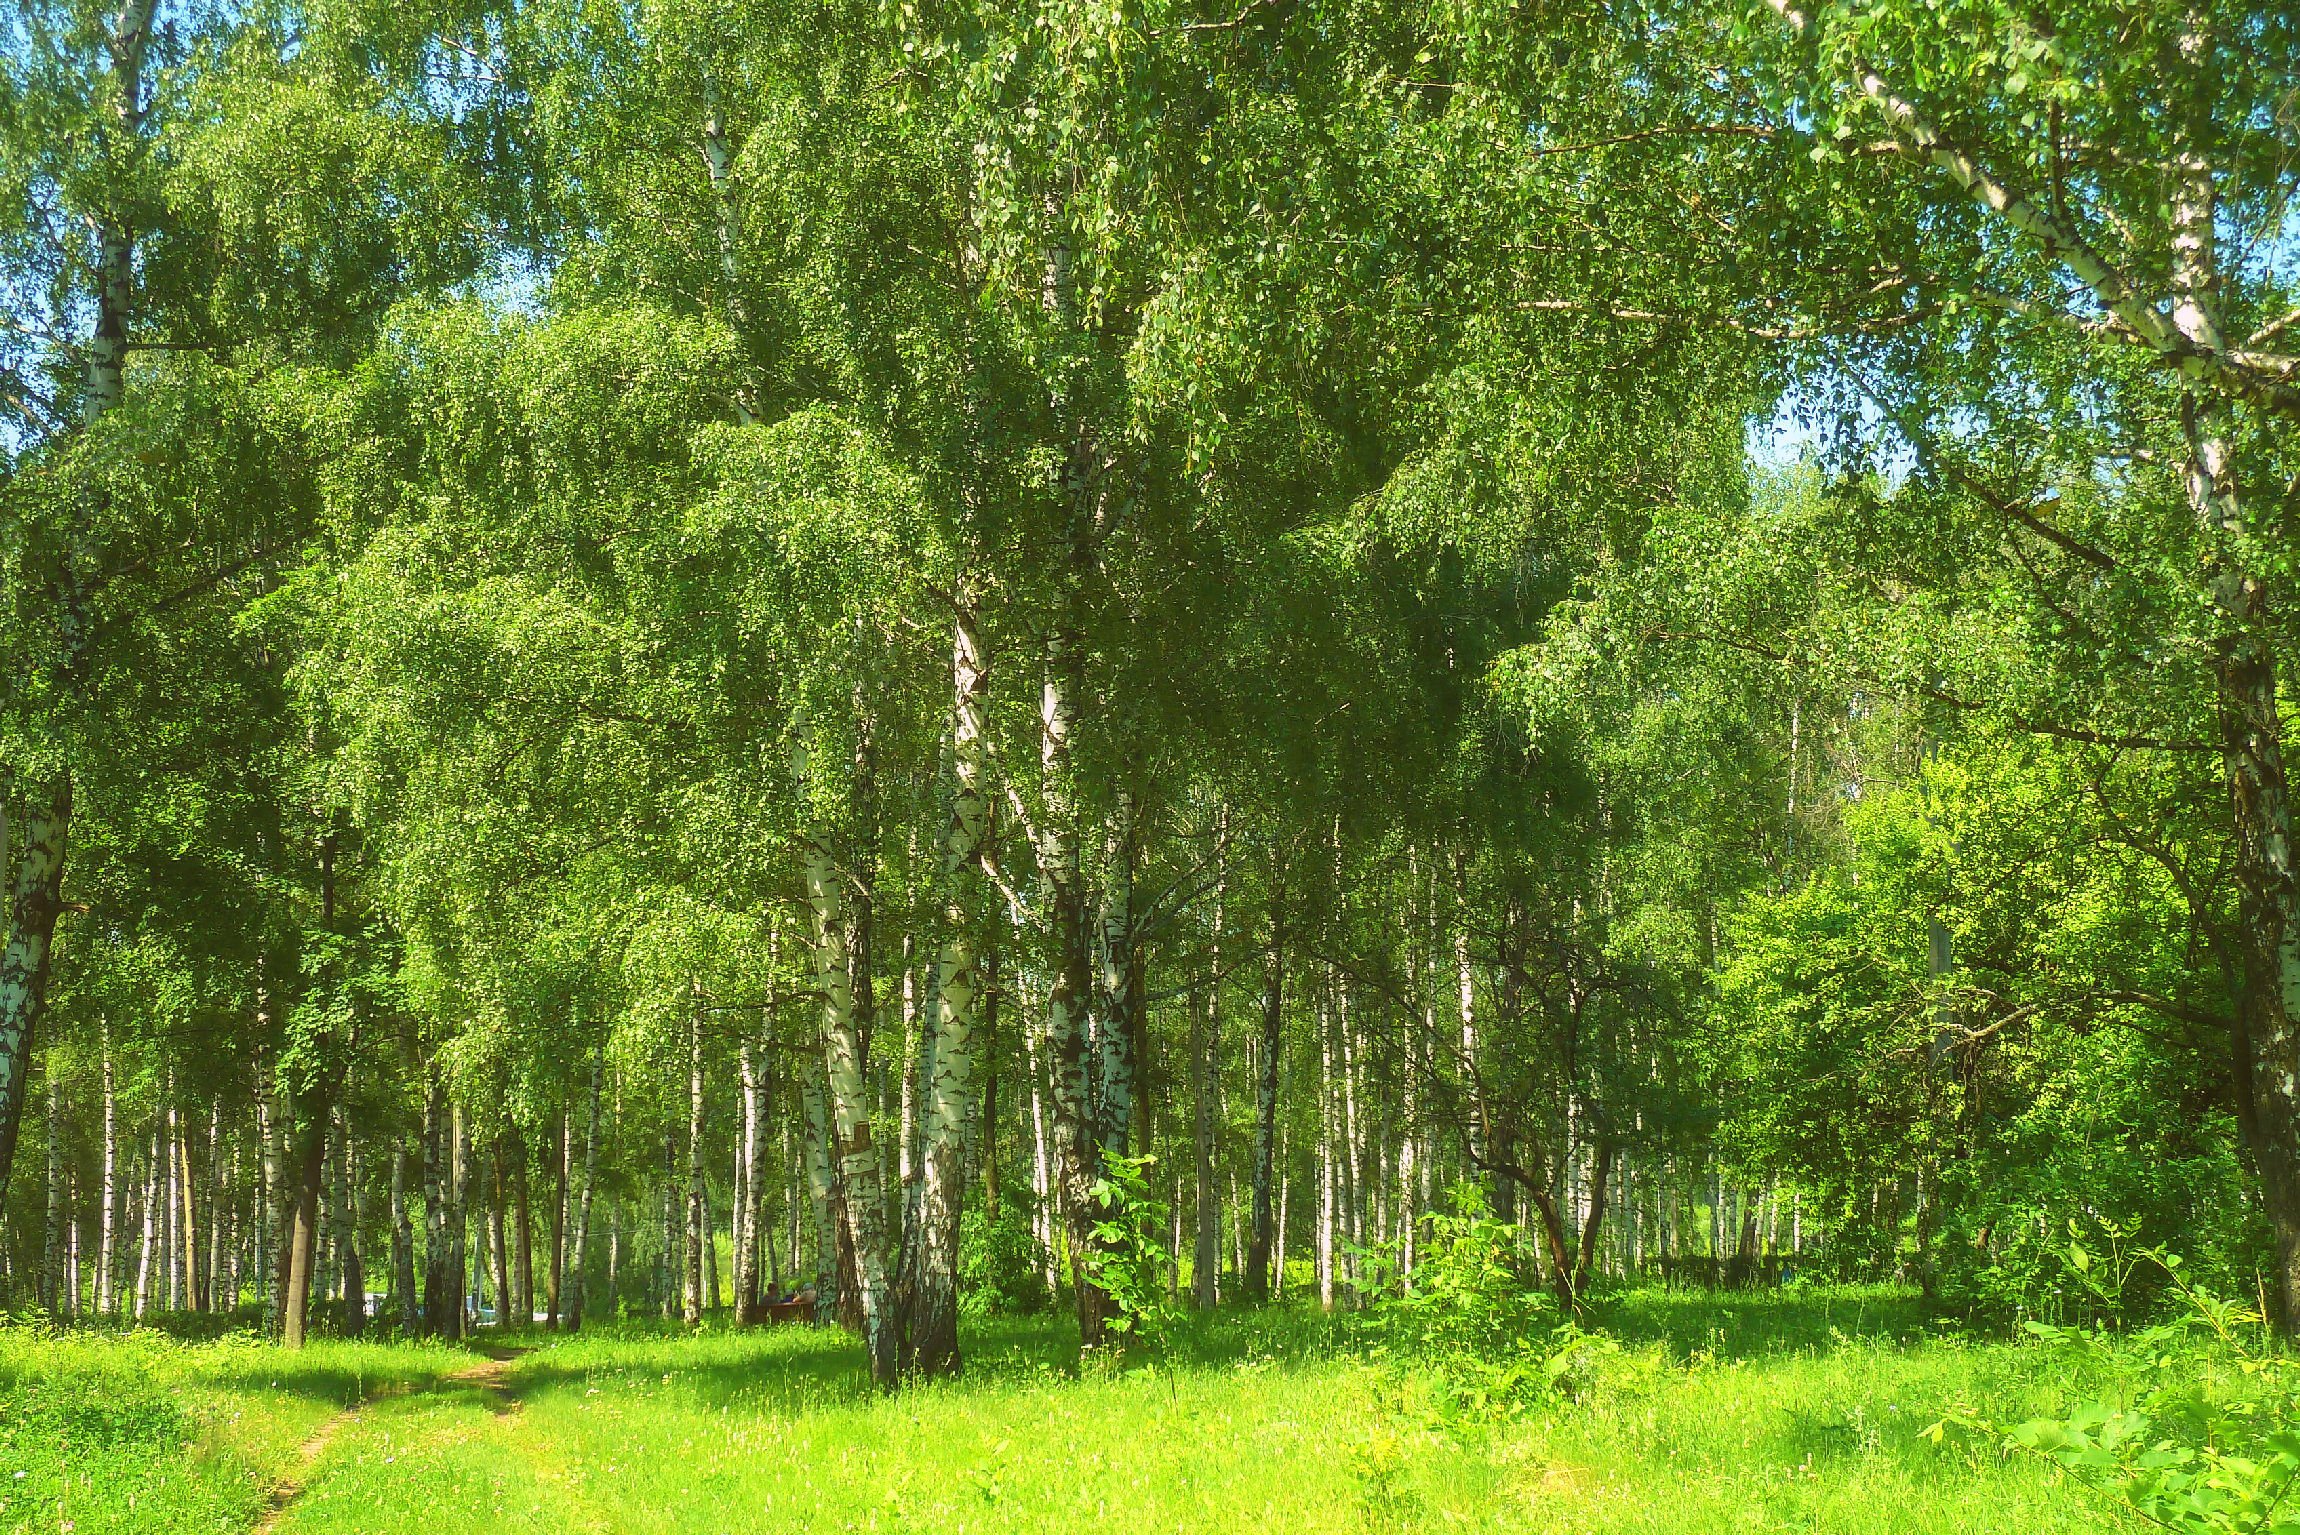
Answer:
25;1289;2226;1533
1498;1288;2118;1534
0;1324;467;1535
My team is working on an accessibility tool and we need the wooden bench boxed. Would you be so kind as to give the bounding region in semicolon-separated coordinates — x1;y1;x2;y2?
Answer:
763;1295;816;1325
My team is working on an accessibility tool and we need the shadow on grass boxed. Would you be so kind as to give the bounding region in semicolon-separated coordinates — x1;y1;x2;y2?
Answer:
498;1302;1358;1415
1586;1284;1943;1359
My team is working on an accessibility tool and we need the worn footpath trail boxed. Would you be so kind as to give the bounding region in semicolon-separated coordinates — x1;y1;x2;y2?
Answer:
252;1345;529;1534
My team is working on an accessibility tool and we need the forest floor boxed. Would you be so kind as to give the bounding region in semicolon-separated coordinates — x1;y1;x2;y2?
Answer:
6;1287;2140;1534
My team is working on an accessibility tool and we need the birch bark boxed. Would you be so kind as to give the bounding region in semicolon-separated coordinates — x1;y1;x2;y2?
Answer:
908;597;991;1376
738;1038;764;1323
1094;793;1140;1160
568;1056;601;1330
43;1077;63;1314
1192;844;1224;1309
490;1138;511;1328
99;1034;116;1314
683;1021;703;1325
1246;896;1282;1301
798;1055;840;1316
796;730;898;1383
392;1142;416;1330
0;0;160;1209
134;1119;157;1318
1037;628;1109;1344
512;1127;532;1324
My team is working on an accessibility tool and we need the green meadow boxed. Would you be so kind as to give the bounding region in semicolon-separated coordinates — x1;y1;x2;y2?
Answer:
11;1290;2190;1535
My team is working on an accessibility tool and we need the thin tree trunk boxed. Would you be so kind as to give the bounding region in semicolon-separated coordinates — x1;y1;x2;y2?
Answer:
1340;988;1363;1300
683;1010;705;1326
165;1094;182;1311
422;1080;454;1337
0;663;76;1220
1094;791;1140;1162
512;1127;532;1327
737;1038;758;1323
1027;1025;1054;1290
1318;975;1335;1311
206;1101;225;1313
1247;895;1283;1302
393;1141;417;1331
1274;1124;1291;1297
1035;635;1109;1348
64;1177;79;1316
182;1097;203;1312
254;1076;272;1324
1192;979;1220;1311
568;1054;602;1331
799;1056;839;1317
660;1122;678;1320
43;1074;64;1315
99;1033;117;1315
795;729;897;1384
549;1109;569;1329
327;1109;356;1333
981;952;1002;1223
490;1136;511;1328
135;1116;159;1319
898;933;922;1296
705;1181;721;1314
1189;825;1226;1310
448;1100;468;1338
339;1122;365;1335
908;595;991;1377
282;1114;325;1349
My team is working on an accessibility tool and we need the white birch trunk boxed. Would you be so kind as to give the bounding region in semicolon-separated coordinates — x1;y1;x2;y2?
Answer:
685;1005;706;1325
1275;1144;1290;1298
1094;792;1139;1160
43;1076;63;1314
736;1038;761;1323
1026;1023;1049;1255
798;1056;839;1312
909;598;990;1375
795;730;897;1382
99;1033;117;1314
1248;895;1283;1300
0;0;155;1211
1192;974;1219;1310
568;1054;602;1330
1317;980;1335;1310
1193;840;1224;1309
134;1119;157;1319
1036;635;1107;1345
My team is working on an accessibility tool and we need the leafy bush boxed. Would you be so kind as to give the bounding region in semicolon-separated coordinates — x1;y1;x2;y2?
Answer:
959;1205;1052;1318
1083;1151;1172;1361
1357;1184;1628;1432
1928;1251;2299;1535
1363;1184;1553;1359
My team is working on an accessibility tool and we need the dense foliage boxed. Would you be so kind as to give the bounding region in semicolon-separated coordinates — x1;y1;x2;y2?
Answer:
2;0;2295;1401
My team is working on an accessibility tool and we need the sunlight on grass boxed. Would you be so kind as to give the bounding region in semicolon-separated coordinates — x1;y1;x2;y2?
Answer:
259;1291;2121;1535
0;1324;467;1535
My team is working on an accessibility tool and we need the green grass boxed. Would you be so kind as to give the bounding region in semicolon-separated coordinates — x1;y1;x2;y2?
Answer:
0;1323;469;1534
21;1289;2211;1534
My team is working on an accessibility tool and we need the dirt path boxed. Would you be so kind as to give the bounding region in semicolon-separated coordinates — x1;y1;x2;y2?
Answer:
251;1345;530;1534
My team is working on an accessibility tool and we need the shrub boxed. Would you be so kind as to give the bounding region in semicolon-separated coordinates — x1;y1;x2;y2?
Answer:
1083;1151;1172;1362
1927;1251;2299;1535
1357;1184;1626;1432
959;1205;1052;1318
